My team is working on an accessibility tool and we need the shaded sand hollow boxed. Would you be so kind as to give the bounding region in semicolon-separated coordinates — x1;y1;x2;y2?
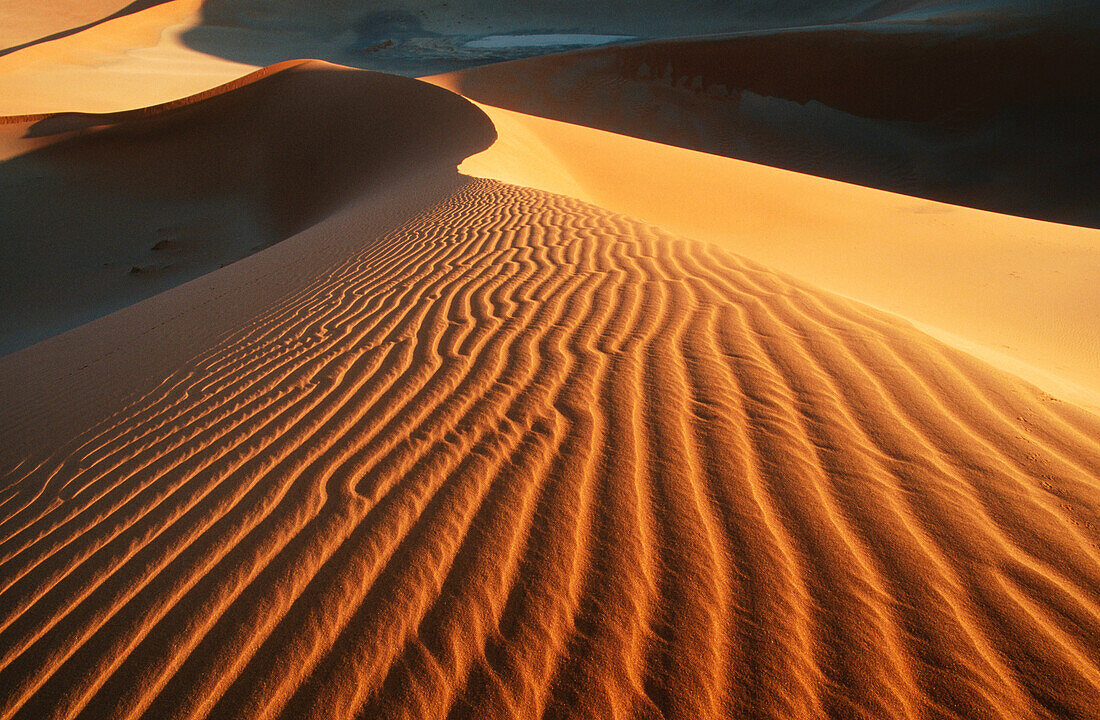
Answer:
1;37;1100;720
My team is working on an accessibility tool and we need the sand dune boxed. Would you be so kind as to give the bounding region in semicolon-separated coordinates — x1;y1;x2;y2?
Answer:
0;59;494;354
1;1;1099;717
3;0;1072;112
427;93;1100;411
1;175;1098;719
185;0;949;74
434;10;1100;227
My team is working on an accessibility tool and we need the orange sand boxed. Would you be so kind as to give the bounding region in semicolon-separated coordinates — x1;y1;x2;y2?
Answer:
428;24;1100;228
0;7;1098;720
3;168;1099;718
423;83;1100;411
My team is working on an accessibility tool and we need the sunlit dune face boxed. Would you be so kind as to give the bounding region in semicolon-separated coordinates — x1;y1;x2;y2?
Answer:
430;95;1100;411
2;180;1099;719
0;3;1098;720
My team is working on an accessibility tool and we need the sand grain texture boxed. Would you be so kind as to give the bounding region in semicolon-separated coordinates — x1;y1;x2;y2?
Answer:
1;177;1098;720
1;5;1099;718
432;95;1100;411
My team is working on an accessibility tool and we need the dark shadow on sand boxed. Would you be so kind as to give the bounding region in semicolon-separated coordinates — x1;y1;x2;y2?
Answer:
166;1;1099;227
0;65;496;355
442;11;1100;227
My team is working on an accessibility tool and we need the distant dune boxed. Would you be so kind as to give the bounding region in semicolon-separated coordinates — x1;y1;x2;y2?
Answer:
0;2;1098;720
435;12;1100;226
0;0;168;53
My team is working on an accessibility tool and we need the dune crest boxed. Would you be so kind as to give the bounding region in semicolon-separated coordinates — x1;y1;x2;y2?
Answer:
427;94;1100;411
0;1;1098;715
432;13;1100;227
0;59;495;355
1;179;1097;719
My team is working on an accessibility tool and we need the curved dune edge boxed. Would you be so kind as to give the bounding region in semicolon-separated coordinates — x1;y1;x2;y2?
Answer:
0;59;496;355
0;58;308;128
422;87;1100;411
429;19;1100;229
0;57;306;163
0;178;1097;719
0;0;1094;410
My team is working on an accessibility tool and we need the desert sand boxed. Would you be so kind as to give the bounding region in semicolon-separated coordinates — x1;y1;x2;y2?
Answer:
431;11;1100;227
0;60;493;353
421;90;1100;412
0;2;1098;720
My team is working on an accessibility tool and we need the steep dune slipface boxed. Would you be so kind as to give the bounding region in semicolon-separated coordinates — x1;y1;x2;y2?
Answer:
0;60;495;354
0;178;1097;720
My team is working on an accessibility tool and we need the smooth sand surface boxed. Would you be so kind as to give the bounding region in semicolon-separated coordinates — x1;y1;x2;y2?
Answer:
1;4;1098;720
0;0;251;116
0;0;160;51
3;0;882;95
432;19;1100;227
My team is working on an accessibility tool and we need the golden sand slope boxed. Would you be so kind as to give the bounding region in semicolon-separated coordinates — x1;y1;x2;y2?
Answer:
1;178;1098;720
0;0;161;51
430;20;1100;228
0;0;248;116
423;90;1100;411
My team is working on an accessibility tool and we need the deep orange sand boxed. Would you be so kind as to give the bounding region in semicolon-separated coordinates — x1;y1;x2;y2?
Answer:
0;19;1098;720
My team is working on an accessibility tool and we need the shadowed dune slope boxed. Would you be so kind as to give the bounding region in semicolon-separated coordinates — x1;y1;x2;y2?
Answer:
179;0;1042;75
0;59;495;354
434;10;1100;227
0;178;1097;720
196;0;920;36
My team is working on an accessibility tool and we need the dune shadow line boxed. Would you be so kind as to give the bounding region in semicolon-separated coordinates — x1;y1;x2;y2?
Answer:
0;1;176;58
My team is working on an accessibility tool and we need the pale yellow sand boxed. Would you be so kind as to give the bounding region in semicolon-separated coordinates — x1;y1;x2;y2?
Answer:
0;0;152;50
0;0;249;116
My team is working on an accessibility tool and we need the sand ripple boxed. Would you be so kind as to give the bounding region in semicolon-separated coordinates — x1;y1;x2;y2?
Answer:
0;180;1098;719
